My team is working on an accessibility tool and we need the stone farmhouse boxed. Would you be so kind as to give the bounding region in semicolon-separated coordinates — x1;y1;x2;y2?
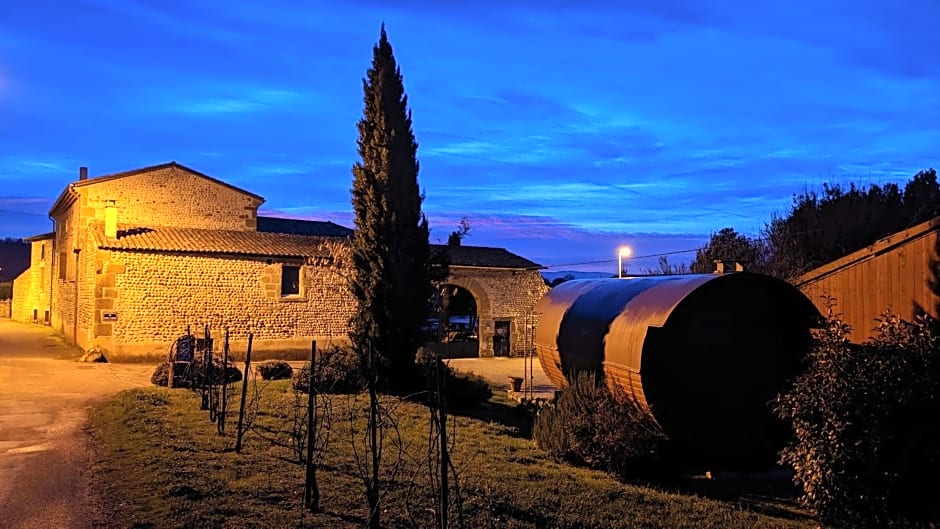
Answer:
12;162;548;359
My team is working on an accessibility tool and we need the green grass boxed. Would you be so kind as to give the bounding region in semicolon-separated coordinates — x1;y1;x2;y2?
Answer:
89;383;815;529
104;349;315;364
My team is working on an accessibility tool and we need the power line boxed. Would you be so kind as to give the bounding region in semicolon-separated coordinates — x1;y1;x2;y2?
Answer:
540;228;829;269
543;248;699;269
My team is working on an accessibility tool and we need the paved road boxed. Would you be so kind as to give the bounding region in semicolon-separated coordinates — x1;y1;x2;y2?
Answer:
0;319;153;529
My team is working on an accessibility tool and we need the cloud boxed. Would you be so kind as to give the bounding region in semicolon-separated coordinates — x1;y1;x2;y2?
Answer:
424;212;710;273
74;0;248;45
0;208;51;238
3;0;939;264
0;197;50;206
170;88;306;115
0;156;78;181
246;163;311;176
272;208;709;273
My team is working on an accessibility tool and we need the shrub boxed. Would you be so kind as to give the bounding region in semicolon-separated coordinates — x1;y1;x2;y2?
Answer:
534;371;668;481
151;354;242;388
0;281;11;300
413;351;492;410
775;309;940;528
440;367;492;411
293;345;364;394
257;360;293;381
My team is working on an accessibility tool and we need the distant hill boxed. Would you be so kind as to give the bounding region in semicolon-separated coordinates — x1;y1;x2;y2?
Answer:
0;238;30;282
541;270;613;283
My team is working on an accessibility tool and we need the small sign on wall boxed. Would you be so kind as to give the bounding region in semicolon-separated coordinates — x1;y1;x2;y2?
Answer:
102;312;118;322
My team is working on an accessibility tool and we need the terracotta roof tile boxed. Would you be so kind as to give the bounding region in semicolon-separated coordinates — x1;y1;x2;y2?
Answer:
433;244;543;269
256;217;542;269
257;216;354;238
91;223;542;269
24;232;55;241
94;225;330;259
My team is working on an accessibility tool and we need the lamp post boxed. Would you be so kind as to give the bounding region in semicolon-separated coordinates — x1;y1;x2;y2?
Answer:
618;246;632;278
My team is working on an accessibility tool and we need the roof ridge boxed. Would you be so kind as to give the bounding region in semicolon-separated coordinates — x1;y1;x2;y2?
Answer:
67;162;265;200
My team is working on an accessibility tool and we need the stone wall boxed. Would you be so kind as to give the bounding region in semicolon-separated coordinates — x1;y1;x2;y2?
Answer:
0;300;10;318
79;248;548;360
76;226;97;349
51;192;82;341
82;165;263;232
446;267;548;358
10;239;53;323
91;249;356;358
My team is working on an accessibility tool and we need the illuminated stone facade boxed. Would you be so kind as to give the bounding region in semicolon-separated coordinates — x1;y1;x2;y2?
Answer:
12;162;548;359
445;267;546;357
11;234;53;324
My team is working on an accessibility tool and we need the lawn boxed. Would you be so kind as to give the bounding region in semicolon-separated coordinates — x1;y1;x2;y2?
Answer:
88;381;815;529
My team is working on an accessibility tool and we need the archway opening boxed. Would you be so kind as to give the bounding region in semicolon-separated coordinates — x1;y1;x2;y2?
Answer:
423;284;479;358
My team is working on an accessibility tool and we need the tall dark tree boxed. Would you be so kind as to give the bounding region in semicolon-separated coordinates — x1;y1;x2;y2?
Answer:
640;255;690;276
349;24;432;391
447;217;471;246
0;238;30;283
763;169;940;280
349;24;432;529
903;168;940;226
689;227;766;274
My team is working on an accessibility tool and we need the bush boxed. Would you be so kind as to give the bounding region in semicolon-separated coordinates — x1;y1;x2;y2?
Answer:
534;371;668;481
257;360;293;381
0;281;11;300
775;309;940;528
440;366;492;411
293;345;364;394
413;350;492;410
151;354;243;388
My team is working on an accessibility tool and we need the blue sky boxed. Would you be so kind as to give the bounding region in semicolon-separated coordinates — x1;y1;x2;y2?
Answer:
1;0;938;273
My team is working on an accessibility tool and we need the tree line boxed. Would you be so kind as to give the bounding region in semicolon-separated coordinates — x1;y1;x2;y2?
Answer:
0;237;30;283
688;169;940;279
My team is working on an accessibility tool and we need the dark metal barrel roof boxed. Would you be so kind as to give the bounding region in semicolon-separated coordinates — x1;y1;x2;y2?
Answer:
534;273;822;464
535;273;820;390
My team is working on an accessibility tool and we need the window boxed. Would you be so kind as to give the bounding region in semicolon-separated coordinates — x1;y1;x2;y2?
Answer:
281;265;301;297
40;243;45;260
58;251;67;280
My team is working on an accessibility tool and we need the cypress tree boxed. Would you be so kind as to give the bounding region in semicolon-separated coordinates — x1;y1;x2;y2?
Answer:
350;24;431;392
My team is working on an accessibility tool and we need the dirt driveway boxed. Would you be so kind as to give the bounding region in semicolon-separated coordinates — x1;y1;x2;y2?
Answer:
0;319;153;529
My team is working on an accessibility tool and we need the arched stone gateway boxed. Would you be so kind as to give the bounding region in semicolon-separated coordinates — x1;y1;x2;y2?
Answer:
444;265;548;358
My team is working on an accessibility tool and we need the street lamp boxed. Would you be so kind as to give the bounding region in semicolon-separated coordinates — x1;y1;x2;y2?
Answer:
618;246;632;278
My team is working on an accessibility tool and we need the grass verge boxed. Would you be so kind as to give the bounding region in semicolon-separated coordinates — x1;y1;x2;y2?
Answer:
89;383;815;529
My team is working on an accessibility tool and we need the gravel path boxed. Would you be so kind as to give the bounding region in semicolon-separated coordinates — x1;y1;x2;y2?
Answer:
0;319;153;529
